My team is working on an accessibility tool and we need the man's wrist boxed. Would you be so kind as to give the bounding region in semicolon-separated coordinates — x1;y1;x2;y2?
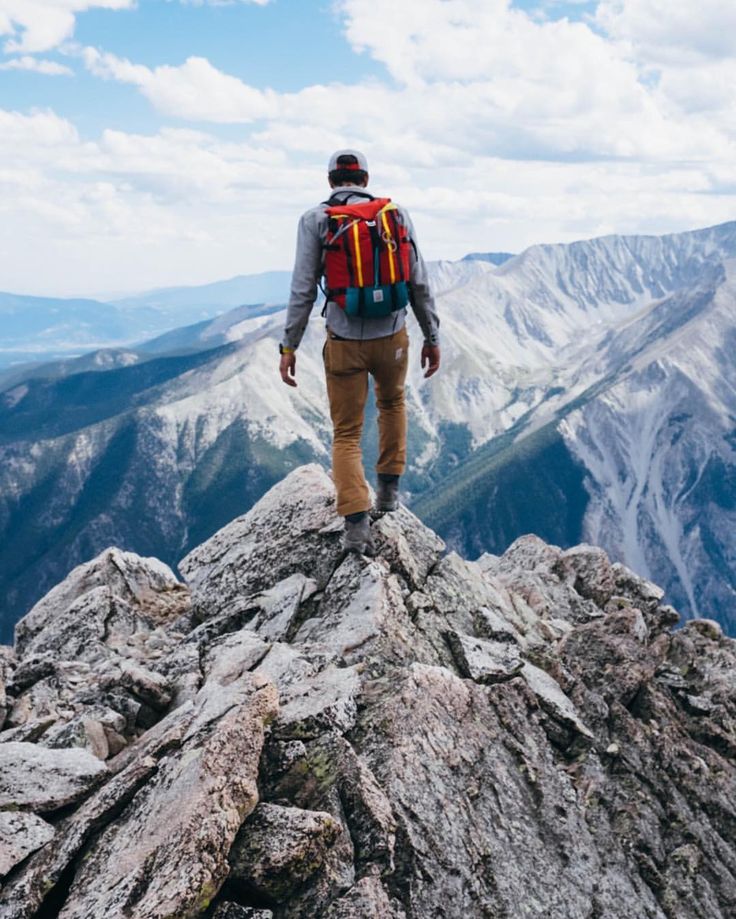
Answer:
279;343;295;354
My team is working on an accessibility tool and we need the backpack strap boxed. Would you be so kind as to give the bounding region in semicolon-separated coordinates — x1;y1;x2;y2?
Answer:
322;190;375;206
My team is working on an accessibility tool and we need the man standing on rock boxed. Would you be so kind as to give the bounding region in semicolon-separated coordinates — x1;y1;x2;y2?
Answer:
279;150;440;555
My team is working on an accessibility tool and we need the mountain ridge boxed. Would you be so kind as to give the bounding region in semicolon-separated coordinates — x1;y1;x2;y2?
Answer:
0;465;734;918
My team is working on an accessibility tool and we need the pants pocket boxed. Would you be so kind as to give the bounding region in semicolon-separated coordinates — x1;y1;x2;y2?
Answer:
324;338;342;374
325;337;357;376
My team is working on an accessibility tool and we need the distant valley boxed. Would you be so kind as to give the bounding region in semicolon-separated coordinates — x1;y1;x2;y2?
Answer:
0;270;292;376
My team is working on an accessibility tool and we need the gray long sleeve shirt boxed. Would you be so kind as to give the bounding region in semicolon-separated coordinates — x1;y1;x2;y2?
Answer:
281;186;440;351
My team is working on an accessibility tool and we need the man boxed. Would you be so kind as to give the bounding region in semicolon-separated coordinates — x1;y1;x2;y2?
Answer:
279;149;440;554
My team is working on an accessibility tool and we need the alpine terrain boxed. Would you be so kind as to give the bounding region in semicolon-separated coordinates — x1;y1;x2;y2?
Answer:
0;466;735;918
2;221;736;639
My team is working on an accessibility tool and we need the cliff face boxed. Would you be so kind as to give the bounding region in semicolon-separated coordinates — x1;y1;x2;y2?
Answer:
0;465;735;919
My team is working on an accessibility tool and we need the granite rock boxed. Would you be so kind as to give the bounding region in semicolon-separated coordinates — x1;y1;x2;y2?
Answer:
0;742;108;811
229;803;341;903
1;465;734;919
57;672;278;919
0;812;54;878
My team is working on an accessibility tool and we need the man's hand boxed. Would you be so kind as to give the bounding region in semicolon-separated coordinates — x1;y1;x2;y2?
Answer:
280;351;297;387
421;344;440;378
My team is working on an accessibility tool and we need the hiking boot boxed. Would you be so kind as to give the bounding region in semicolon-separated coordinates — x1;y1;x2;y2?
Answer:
375;475;400;513
343;513;374;555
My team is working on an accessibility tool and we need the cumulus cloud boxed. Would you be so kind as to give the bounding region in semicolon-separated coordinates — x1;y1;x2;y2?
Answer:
80;0;733;166
2;0;736;296
597;0;736;63
0;0;134;54
0;107;80;145
83;48;275;122
1;98;734;298
594;0;736;141
0;107;329;295
0;54;73;74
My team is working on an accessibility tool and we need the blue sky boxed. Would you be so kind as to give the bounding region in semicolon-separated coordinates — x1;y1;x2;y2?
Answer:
3;1;384;136
1;0;735;296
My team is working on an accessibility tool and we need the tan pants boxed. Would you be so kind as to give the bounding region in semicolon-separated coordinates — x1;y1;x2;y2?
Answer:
323;325;409;516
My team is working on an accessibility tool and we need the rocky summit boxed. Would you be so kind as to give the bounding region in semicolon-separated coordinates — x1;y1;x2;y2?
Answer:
0;465;735;919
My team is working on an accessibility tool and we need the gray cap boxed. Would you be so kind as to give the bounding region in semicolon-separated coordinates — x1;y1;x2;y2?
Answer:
328;149;369;173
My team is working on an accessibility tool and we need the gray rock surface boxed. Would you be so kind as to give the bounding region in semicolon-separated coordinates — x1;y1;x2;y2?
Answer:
0;742;107;810
0;647;12;730
0;812;54;878
213;906;274;919
15;547;190;656
229;803;341;903
446;629;524;682
179;465;343;620
323;876;405;918
0;464;734;918
57;672;278;919
2;550;191;762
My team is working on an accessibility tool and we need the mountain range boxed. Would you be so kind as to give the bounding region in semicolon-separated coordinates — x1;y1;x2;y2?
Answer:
1;223;735;640
0;272;293;373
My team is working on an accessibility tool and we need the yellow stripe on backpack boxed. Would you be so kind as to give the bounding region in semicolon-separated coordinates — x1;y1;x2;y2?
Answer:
351;220;364;287
380;208;397;284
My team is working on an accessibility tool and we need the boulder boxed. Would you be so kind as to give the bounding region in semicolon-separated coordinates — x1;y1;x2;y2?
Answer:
0;748;175;915
323;876;405;918
554;544;616;609
0;742;108;811
251;573;319;643
56;672;278;919
487;534;604;623
228;803;341;903
520;662;595;751
445;630;524;683
180;465;343;620
258;648;361;741
0;812;54;878
370;506;445;590
15;548;189;657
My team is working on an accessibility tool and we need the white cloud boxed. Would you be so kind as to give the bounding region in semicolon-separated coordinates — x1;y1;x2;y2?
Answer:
594;0;736;143
1;0;736;296
80;0;733;168
336;0;632;89
0;54;73;74
83;48;274;122
0;107;80;145
597;0;736;63
0;108;330;295
0;1;134;54
1;102;734;298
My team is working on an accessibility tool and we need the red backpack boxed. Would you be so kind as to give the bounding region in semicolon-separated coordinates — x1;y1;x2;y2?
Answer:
322;192;411;318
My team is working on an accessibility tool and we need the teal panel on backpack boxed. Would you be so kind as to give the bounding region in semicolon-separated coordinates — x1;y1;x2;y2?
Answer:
344;282;409;318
